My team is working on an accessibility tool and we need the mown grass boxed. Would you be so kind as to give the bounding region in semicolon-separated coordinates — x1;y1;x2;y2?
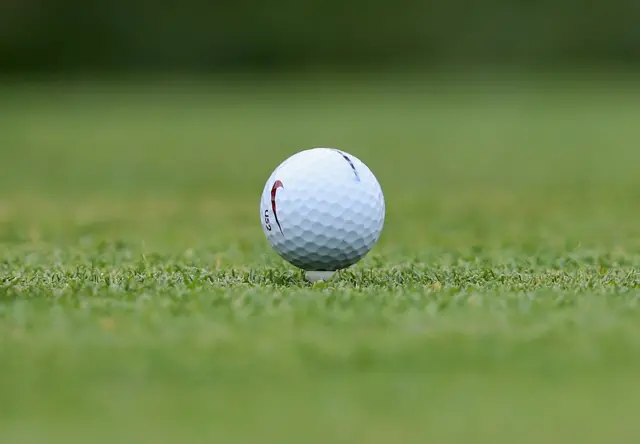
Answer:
1;77;640;443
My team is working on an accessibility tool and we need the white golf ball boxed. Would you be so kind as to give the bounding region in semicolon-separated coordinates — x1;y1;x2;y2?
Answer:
260;148;385;273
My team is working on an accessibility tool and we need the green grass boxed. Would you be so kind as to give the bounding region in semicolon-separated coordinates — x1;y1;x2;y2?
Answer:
1;77;640;443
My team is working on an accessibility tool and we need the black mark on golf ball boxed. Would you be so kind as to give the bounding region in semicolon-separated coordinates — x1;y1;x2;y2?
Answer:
264;209;272;231
333;150;360;182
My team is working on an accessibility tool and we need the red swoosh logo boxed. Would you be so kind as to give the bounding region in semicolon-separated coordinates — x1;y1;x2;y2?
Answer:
270;180;284;234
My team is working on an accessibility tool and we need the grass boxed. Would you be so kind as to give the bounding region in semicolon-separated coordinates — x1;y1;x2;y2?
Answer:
1;76;640;443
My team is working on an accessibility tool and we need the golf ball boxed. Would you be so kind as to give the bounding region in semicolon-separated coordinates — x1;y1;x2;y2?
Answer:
260;148;385;272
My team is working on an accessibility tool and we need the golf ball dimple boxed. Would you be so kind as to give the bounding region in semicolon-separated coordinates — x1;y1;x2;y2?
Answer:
260;147;385;271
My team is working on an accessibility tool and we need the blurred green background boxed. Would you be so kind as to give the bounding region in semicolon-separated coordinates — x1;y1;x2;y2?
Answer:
1;0;639;74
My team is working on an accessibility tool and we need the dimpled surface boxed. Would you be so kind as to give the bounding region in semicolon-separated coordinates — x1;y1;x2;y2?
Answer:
260;148;385;271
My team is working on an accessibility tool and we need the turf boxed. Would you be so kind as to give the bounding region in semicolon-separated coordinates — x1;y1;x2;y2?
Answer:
1;77;640;443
